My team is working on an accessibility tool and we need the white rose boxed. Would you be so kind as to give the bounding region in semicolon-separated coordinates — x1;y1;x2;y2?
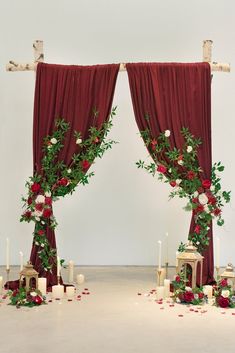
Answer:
210;185;215;191
194;294;199;300
33;210;43;217
193;191;199;198
35;195;45;204
207;226;210;231
185;286;192;292
45;191;51;197
168;168;172;173
198;193;208;205
196;241;200;245
35;242;39;246
67;169;72;174
221;290;230;298
41;243;45;248
176;179;182;185
30;291;37;297
187;146;193;153
76;138;82;145
204;205;210;213
178;160;184;166
50;138;57;144
164;130;171;137
35;217;40;222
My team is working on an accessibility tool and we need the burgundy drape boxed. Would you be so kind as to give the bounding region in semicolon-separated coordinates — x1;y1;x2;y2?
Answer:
126;62;213;284
30;62;119;288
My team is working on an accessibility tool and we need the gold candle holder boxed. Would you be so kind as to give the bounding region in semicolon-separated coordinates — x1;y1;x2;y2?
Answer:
165;262;169;279
6;268;10;290
57;275;60;285
157;268;162;286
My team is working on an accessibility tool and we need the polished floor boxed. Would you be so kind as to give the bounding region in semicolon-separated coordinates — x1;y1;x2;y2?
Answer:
0;266;234;353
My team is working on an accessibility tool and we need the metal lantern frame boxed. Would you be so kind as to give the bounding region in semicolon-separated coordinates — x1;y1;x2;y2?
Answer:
19;261;39;291
220;263;235;289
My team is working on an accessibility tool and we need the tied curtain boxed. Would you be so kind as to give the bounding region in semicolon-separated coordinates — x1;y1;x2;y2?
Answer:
126;62;213;284
30;62;119;288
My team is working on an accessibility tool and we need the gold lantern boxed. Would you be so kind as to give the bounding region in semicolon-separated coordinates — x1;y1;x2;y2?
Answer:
220;263;235;289
19;261;39;291
177;242;204;289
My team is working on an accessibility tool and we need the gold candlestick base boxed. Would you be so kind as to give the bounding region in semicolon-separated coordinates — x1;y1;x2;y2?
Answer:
57;276;60;285
157;268;163;286
165;262;169;279
6;268;10;290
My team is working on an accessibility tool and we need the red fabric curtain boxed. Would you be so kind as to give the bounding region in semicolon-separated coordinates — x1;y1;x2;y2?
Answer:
30;62;119;288
126;62;213;284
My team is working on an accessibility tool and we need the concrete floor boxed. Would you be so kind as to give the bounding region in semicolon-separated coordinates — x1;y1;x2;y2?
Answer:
0;266;234;353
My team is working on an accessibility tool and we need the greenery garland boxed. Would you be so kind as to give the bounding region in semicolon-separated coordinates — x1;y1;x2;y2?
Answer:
136;126;231;253
21;107;117;271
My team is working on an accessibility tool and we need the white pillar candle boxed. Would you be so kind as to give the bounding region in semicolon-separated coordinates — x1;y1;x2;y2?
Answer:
38;278;47;295
68;260;74;283
52;284;64;299
19;251;24;271
156;286;165;300
0;276;3;295
216;237;220;268
203;285;213;299
158;240;162;270
6;238;10;270
164;279;170;298
165;232;169;263
57;256;61;277
76;274;85;285
66;286;75;298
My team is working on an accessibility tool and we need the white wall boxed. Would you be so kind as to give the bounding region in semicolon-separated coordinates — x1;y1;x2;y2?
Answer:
0;0;234;266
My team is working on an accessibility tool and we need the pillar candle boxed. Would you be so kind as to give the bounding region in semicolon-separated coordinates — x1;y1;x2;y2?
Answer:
156;286;165;300
52;284;64;299
38;278;47;295
76;274;85;285
19;251;24;271
68;260;74;283
6;238;10;270
0;276;3;295
203;285;213;299
164;279;170;298
57;256;61;277
158;240;162;270
66;286;75;298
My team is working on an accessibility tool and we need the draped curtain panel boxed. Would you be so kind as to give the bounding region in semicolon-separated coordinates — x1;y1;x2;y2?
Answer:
126;62;213;284
30;62;119;288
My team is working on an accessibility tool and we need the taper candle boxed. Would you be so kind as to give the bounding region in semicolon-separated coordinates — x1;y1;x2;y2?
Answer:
158;240;162;270
165;232;169;263
57;256;61;277
6;238;10;270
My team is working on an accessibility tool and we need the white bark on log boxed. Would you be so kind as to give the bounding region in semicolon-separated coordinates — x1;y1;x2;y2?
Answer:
6;61;37;71
33;40;44;62
203;40;213;62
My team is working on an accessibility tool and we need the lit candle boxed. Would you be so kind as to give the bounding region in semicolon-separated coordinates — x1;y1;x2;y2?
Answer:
6;238;10;270
165;232;169;263
216;237;220;268
0;276;3;295
76;274;85;285
164;279;170;298
19;251;24;271
57;256;61;277
52;284;64;299
66;286;75;299
156;286;165;300
38;278;47;295
68;260;74;283
158;240;162;270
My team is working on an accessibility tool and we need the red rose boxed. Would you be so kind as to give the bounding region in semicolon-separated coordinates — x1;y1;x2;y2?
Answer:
45;197;52;206
35;203;43;212
192;197;198;204
217;296;229;308
184;291;194;303
170;181;177;187
31;182;41;193
220;279;228;287
213;208;221;216
198;292;204;299
12;289;19;297
157;165;167;174
187;171;196;180
33;295;43;305
38;229;45;236
58;178;68;186
194;225;201;234
175;275;181;283
150;139;157;150
81;160;90;170
194;204;204;213
27;197;33;205
208;195;217;205
202;179;211;189
42;208;52;218
24;211;32;219
178;155;183;161
197;187;204;194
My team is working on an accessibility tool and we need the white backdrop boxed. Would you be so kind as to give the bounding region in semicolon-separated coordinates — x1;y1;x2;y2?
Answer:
0;0;234;266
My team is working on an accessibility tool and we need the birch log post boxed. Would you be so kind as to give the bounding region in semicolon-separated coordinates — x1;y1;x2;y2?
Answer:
203;39;230;72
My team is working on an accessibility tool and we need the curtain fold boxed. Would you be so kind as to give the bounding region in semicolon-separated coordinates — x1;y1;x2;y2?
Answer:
126;62;213;284
30;62;119;288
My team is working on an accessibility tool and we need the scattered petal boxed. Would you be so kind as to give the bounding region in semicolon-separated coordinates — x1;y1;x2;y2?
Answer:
178;314;184;317
137;293;142;296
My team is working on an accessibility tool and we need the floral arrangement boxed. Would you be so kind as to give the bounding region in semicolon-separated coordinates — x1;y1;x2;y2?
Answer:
21;107;117;271
214;278;235;308
172;273;205;305
8;287;46;308
136;127;231;253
